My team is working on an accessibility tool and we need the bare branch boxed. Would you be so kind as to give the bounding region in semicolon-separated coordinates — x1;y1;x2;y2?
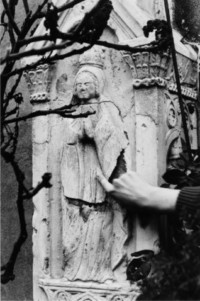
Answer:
1;0;111;64
34;0;85;19
4;107;19;118
0;23;8;43
1;123;17;151
1;9;6;24
17;34;52;46
2;0;20;36
22;0;30;15
5;72;23;103
0;0;49;101
33;44;93;64
1;34;161;65
30;0;49;21
1;171;52;284
2;153;28;195
3;73;22;117
0;39;72;64
56;0;85;13
95;39;162;52
1;185;27;284
0;22;7;27
4;105;95;124
23;173;52;199
2;58;48;78
8;21;16;46
2;45;92;78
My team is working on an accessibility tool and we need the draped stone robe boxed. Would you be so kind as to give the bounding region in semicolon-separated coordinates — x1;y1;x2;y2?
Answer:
61;97;129;282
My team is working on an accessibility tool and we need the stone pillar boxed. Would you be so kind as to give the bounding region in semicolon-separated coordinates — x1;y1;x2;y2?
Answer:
123;50;171;251
24;64;55;301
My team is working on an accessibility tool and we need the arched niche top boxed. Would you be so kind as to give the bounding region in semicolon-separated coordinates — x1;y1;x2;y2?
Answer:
166;128;182;152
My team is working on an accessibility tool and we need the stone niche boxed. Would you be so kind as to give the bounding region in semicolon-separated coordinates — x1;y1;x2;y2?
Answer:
32;43;144;301
23;1;198;301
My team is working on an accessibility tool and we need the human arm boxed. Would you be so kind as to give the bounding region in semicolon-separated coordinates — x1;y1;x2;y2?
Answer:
97;171;180;212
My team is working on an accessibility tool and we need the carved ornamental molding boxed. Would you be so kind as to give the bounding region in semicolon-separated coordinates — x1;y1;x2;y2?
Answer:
165;93;198;164
122;51;197;101
24;64;55;104
39;281;140;301
168;83;197;101
122;51;170;88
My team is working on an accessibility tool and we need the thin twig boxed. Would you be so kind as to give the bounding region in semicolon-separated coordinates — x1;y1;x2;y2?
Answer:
22;0;30;15
1;169;52;284
1;39;73;64
23;173;52;199
5;107;18;118
0;24;8;43
3;72;22;117
5;72;23;102
1;184;27;284
2;0;20;36
56;0;84;13
2;45;92;78
30;0;49;22
4;107;95;124
17;34;52;46
8;21;16;46
1;35;163;65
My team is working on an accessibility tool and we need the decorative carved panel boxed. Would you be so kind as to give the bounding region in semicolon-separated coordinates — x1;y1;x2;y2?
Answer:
122;51;170;87
165;92;198;166
39;282;140;301
24;64;55;103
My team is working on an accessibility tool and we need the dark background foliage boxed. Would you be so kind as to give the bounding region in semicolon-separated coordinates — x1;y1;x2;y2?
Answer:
138;230;200;300
136;150;200;300
174;0;200;42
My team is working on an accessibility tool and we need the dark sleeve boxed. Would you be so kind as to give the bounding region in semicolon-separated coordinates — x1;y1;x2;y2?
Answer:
176;186;200;221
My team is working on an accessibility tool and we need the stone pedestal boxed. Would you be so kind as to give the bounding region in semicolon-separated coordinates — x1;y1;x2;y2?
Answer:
39;280;140;301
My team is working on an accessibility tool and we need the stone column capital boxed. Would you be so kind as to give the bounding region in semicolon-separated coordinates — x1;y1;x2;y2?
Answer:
122;50;171;88
24;63;55;104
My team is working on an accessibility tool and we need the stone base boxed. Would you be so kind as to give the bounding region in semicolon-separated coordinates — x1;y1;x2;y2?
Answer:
39;278;140;301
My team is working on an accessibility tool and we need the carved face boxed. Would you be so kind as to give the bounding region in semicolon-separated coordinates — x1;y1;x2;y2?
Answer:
75;72;97;101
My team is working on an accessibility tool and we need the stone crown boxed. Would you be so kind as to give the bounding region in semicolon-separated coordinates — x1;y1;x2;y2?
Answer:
79;47;105;69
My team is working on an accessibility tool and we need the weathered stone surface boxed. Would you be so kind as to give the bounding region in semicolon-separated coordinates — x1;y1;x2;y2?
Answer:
21;1;199;301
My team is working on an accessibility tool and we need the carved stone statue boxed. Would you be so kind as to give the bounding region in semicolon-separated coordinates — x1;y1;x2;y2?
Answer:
60;49;132;283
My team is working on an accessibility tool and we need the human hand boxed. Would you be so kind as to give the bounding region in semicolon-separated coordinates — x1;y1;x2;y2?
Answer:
97;170;155;208
97;171;179;212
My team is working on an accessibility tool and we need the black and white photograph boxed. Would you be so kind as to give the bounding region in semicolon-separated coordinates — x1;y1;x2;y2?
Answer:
1;0;200;300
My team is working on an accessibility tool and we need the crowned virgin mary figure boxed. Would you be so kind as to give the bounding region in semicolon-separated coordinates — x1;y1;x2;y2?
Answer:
61;47;131;283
